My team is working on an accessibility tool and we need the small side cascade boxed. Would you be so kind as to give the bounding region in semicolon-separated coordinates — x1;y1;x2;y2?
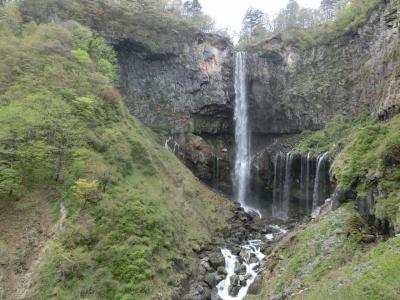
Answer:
272;152;286;220
164;136;180;155
300;153;315;214
272;152;331;219
213;154;220;189
272;152;293;220
281;152;294;220
312;152;330;209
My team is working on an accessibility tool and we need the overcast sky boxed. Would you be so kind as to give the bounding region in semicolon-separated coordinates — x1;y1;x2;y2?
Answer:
200;0;322;36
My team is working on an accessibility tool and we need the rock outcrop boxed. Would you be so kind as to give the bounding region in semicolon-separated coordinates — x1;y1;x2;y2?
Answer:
118;32;235;134
245;0;399;207
116;0;399;205
246;0;399;136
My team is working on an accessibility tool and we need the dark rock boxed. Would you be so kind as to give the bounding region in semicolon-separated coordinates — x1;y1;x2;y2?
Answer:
247;276;263;295
208;252;225;269
217;266;228;275
360;234;376;244
331;189;357;210
204;272;220;288
239;212;253;223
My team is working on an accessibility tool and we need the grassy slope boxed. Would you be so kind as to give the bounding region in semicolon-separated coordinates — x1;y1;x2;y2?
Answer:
247;205;400;300
0;5;232;299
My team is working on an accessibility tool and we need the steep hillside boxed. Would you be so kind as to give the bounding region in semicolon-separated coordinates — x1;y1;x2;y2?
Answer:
247;204;400;300
18;0;237;194
0;5;232;299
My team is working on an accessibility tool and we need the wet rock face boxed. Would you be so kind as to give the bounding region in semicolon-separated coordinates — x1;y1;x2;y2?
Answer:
117;32;235;134
246;0;399;136
167;133;234;195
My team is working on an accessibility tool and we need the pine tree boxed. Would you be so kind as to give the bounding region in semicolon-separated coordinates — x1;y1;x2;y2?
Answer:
183;0;202;16
241;8;264;40
321;0;340;21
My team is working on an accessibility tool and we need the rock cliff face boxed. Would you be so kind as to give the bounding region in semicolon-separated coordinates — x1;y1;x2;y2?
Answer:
245;0;399;208
118;33;234;134
116;33;236;193
247;0;399;137
116;0;399;202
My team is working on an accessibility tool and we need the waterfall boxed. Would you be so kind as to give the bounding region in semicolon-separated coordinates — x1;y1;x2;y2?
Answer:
273;152;330;218
213;154;220;189
313;152;329;209
234;52;251;208
306;153;312;213
272;152;292;220
300;154;307;209
281;152;293;220
300;153;313;214
272;153;282;219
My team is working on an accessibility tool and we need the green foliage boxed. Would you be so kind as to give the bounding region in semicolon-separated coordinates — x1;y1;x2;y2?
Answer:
296;114;400;229
18;0;215;53
248;205;400;300
305;236;400;300
295;113;375;156
243;0;383;51
247;205;364;300
71;49;92;65
302;0;383;48
0;5;231;299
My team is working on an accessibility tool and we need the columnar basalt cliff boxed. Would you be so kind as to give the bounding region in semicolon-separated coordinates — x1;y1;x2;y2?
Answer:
245;0;400;215
246;0;399;138
116;33;236;191
118;33;235;134
116;0;399;210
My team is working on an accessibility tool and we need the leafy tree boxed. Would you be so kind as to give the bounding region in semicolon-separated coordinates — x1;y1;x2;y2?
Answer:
183;0;202;16
273;0;322;32
241;7;265;40
18;0;215;53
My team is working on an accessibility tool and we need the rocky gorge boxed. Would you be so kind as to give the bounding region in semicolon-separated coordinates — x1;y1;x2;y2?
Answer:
118;0;399;218
1;0;400;299
113;1;400;298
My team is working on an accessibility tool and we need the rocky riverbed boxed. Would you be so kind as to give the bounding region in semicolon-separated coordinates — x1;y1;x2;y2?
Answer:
184;204;292;300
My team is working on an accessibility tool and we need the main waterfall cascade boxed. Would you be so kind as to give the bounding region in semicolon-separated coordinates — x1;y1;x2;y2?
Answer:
272;152;331;220
233;52;252;210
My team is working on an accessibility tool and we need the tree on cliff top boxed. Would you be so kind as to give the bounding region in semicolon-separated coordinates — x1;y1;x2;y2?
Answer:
241;7;265;40
17;0;216;52
183;0;202;16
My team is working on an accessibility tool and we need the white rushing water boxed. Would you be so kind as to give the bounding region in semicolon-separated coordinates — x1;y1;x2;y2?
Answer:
217;240;265;300
217;226;288;300
313;152;329;209
234;52;251;209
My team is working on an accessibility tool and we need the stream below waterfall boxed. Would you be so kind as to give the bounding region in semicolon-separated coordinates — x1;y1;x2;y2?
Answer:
216;225;288;300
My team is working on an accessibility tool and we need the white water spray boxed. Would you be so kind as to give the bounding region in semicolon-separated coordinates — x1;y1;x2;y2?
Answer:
217;226;288;300
234;52;251;209
217;240;265;300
